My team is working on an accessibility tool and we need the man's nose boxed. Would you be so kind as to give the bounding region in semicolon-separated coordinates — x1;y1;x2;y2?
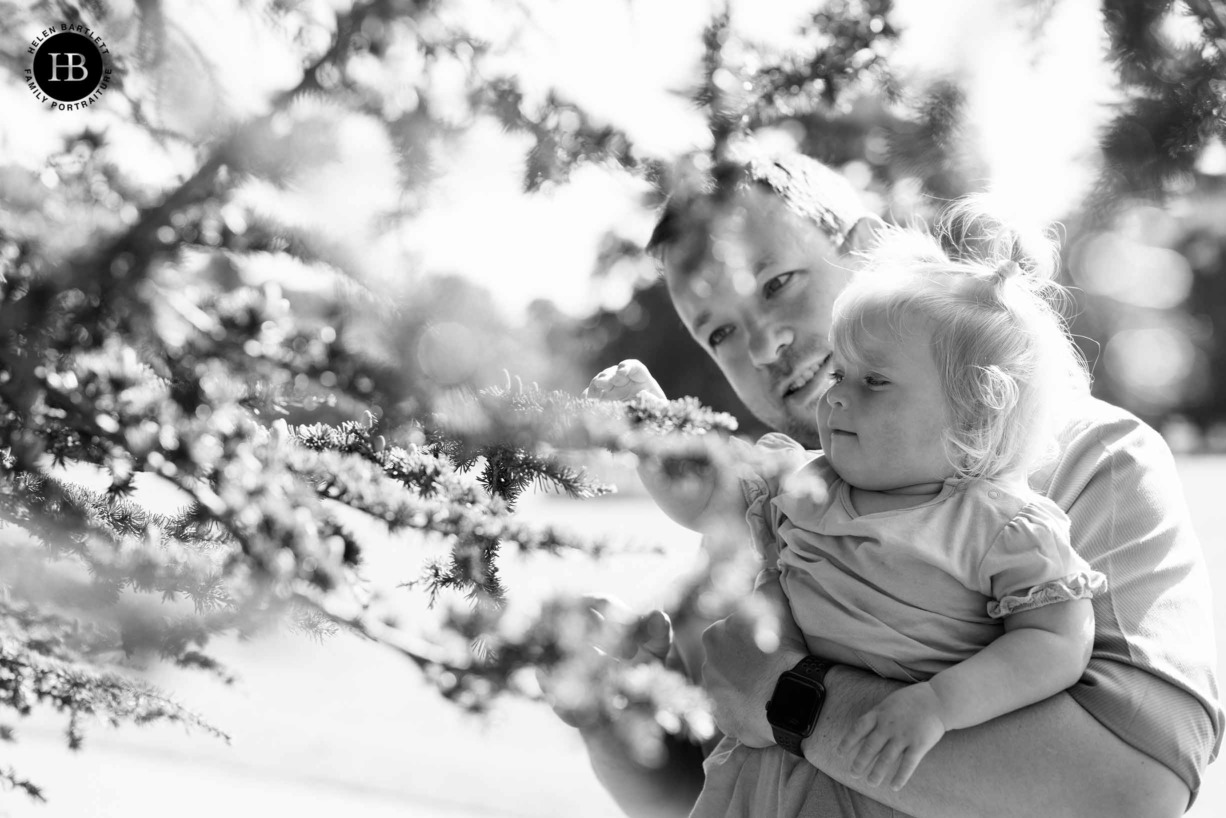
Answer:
746;323;793;367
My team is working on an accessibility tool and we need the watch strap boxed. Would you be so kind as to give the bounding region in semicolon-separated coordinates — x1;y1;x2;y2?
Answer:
772;656;835;757
791;655;834;685
774;726;807;757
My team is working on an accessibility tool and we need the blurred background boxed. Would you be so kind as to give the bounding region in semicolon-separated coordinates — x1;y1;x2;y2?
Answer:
3;0;1226;815
6;0;1224;440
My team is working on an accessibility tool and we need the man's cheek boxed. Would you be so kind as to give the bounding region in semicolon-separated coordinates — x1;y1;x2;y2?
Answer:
726;369;771;416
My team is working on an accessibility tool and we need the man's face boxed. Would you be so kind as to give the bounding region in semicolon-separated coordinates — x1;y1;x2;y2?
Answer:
664;188;854;447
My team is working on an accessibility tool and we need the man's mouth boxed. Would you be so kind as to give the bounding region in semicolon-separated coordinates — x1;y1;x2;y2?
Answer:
782;355;830;399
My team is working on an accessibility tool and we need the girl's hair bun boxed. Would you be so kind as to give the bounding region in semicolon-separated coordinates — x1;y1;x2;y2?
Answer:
937;196;1060;282
994;259;1022;284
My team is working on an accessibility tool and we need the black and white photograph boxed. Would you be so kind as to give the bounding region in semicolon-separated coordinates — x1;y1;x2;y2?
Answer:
2;1;1224;816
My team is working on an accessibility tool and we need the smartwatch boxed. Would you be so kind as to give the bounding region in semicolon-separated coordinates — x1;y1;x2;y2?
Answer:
765;656;835;756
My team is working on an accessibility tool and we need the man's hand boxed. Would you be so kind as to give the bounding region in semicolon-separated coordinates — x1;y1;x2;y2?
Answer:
539;595;673;728
583;359;667;405
586;594;674;663
700;604;807;747
539;599;703;818
839;682;947;791
585;359;732;532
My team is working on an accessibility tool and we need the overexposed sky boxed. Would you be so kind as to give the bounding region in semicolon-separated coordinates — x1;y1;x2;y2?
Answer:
401;0;713;316
401;121;659;315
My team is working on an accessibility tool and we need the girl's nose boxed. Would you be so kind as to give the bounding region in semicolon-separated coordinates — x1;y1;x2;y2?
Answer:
826;381;847;409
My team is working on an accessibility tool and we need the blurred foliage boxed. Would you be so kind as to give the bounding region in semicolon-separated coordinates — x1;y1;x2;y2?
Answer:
0;0;742;798
3;0;1226;803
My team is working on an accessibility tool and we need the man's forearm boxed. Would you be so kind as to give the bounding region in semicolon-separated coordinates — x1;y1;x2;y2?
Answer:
804;666;1189;818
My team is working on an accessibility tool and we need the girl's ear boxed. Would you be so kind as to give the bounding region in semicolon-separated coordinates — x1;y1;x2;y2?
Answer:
843;215;888;254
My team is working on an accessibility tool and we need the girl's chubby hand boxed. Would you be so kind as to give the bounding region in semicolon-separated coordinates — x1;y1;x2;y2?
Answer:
583;359;667;405
839;682;947;791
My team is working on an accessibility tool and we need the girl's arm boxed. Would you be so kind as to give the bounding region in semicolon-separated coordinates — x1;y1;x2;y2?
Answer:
928;598;1094;727
839;598;1094;791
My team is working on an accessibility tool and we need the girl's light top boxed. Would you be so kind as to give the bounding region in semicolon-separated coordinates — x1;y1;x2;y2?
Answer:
742;436;1106;683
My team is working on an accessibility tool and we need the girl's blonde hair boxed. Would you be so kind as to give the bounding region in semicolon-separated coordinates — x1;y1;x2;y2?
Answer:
830;200;1090;482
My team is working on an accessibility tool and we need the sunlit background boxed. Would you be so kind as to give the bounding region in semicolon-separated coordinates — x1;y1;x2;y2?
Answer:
4;0;1226;815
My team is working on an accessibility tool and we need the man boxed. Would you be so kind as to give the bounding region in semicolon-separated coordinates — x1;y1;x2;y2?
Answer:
579;153;1221;818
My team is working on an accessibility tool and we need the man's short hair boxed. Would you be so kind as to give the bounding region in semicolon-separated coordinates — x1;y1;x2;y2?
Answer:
646;153;869;258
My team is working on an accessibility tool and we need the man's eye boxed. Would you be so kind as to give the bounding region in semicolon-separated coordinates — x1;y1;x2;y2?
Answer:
763;271;798;298
708;325;734;348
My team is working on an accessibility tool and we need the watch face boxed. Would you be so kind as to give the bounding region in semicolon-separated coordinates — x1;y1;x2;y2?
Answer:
766;675;823;732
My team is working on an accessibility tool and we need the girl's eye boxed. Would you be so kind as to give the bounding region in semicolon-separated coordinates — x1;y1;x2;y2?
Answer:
865;375;890;387
763;271;798;298
829;370;844;384
708;325;734;349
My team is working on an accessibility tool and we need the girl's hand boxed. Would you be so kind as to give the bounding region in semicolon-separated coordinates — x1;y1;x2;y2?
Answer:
838;682;947;791
582;359;667;405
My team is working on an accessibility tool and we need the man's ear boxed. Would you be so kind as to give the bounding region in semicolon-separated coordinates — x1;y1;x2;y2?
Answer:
843;214;888;254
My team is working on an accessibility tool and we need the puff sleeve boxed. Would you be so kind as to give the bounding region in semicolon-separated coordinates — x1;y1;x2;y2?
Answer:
735;433;812;561
977;496;1108;620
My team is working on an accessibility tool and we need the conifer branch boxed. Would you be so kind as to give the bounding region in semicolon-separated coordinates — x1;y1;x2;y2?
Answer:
291;588;470;677
0;596;228;750
0;766;44;802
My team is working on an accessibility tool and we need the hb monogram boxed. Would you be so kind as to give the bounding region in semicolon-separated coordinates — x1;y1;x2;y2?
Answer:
47;52;89;82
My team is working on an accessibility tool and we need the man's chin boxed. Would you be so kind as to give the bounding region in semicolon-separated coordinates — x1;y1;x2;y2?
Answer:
777;385;827;448
742;392;821;448
782;419;822;449
769;403;821;449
